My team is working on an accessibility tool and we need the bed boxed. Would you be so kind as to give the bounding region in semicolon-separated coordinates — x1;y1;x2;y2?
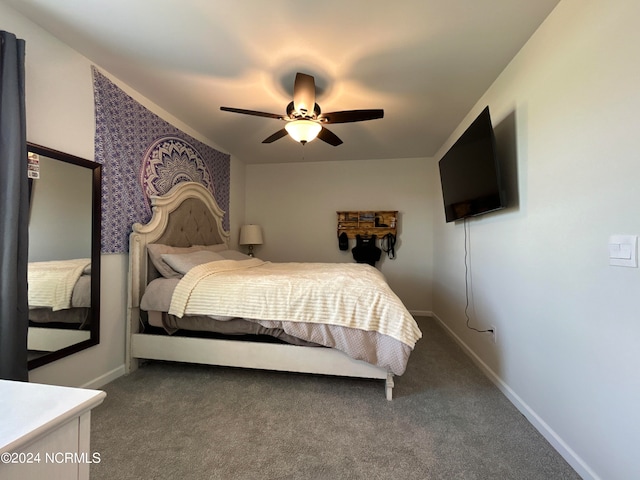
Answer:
27;259;92;351
126;182;421;400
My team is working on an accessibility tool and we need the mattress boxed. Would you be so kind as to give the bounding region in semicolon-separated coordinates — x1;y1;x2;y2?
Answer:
147;310;318;347
29;307;90;325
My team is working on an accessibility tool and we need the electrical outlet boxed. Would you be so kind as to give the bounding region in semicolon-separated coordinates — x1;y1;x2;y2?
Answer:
489;325;497;344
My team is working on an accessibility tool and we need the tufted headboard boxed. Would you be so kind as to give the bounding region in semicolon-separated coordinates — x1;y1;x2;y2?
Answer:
128;182;230;309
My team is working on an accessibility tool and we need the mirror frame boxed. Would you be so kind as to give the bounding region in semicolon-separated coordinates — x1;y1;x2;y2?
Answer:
27;143;101;369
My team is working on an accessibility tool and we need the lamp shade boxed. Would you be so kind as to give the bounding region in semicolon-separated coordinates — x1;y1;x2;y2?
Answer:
285;120;322;144
239;224;263;245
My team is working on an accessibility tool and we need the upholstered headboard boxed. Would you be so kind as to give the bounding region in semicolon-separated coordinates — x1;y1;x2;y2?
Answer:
128;182;230;309
154;197;225;247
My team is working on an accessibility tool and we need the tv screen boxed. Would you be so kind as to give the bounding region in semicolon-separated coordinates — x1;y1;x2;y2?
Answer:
438;106;505;223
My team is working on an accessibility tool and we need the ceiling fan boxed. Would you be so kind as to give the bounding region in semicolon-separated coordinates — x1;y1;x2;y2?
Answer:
220;73;384;146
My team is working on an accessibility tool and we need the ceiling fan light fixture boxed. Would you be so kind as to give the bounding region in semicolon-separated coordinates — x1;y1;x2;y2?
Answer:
285;119;322;144
220;72;382;147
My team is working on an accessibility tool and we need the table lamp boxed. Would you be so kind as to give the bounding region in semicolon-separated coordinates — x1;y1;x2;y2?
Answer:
239;224;263;257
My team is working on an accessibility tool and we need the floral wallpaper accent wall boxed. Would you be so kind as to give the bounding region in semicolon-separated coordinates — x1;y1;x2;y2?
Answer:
92;67;230;253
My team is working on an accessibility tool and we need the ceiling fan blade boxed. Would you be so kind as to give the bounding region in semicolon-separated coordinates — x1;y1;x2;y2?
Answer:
317;126;343;146
262;128;289;144
293;73;316;117
319;109;384;124
220;106;284;120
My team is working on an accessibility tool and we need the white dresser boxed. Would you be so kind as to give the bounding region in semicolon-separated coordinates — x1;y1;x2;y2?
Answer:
0;380;106;480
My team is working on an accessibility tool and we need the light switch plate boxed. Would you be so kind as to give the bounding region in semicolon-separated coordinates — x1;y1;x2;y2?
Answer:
609;235;638;267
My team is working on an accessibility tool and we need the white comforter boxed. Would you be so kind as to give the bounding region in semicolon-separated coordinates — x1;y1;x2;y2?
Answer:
169;258;422;349
27;258;90;311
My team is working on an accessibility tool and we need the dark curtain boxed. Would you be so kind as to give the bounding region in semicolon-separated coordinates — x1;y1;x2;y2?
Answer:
0;31;28;381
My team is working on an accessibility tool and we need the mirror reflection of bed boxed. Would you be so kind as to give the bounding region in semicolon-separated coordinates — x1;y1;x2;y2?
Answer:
26;144;101;368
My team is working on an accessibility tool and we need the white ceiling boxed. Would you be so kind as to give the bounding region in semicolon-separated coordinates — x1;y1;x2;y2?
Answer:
5;0;560;164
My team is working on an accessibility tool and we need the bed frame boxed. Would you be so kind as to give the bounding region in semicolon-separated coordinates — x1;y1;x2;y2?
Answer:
126;182;395;400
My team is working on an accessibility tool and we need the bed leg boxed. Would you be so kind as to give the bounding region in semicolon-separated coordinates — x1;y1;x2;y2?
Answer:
386;373;394;401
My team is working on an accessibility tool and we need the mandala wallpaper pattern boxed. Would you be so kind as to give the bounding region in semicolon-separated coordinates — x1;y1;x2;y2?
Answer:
140;136;214;203
92;67;230;253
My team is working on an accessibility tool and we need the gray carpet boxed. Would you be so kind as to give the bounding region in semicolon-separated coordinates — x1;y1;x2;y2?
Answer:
90;317;580;479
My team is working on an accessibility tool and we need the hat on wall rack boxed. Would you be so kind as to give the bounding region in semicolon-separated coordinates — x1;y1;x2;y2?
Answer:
239;224;263;257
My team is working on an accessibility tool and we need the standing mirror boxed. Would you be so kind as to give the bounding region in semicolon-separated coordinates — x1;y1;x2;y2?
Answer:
26;143;101;369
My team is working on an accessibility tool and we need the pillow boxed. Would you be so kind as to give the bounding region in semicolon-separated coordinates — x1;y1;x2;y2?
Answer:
217;249;252;261
198;243;228;253
161;250;225;275
147;243;227;278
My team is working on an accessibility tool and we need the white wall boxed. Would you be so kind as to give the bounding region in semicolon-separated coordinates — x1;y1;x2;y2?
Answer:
28;155;93;262
1;2;246;388
432;1;640;479
245;157;434;312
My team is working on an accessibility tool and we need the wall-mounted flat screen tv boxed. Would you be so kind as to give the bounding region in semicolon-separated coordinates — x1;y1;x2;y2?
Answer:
438;106;506;223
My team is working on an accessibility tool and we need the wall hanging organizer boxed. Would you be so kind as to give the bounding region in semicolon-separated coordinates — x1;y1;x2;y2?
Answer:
337;211;398;239
337;211;398;262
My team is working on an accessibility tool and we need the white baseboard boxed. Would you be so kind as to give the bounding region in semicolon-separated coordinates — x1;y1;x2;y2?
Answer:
81;364;126;390
430;312;599;480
